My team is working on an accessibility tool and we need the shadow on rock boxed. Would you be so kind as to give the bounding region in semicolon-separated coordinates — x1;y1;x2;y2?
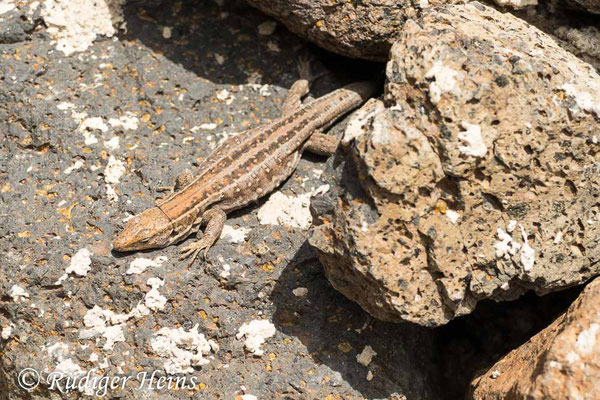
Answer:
121;0;382;91
271;241;442;400
434;284;583;400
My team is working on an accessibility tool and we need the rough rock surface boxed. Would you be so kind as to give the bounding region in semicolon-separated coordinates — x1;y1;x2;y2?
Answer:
555;25;600;70
469;278;600;400
310;1;600;326
0;1;439;399
245;0;460;62
564;0;600;13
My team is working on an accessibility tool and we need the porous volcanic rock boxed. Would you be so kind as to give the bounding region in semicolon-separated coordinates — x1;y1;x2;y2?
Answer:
309;1;600;326
244;0;460;61
469;277;600;400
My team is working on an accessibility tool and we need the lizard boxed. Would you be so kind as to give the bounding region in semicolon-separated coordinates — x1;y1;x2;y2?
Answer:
112;63;378;265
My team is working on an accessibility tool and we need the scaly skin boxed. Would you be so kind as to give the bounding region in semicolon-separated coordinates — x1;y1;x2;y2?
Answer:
113;79;377;264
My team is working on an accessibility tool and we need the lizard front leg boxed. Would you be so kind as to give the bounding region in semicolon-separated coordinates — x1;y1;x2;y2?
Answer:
179;208;226;265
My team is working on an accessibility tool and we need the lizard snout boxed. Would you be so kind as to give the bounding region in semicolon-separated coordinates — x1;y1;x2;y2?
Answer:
112;207;172;252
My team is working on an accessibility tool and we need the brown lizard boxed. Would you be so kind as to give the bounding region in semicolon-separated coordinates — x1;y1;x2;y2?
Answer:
113;66;377;264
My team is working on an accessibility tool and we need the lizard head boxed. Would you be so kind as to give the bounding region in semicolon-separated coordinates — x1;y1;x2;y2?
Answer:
112;207;173;252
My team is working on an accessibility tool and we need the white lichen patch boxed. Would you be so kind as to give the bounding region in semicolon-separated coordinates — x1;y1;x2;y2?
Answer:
104;155;125;202
78;116;108;145
554;231;563;244
257;185;329;230
9;285;29;302
1;324;14;340
67;248;92;276
458;122;487;157
507;219;517;233
492;0;537;9
80;306;126;350
79;277;170;350
494;228;521;259
126;256;168;275
55;358;85;376
343;99;384;144
220;224;251;244
494;222;536;271
519;225;535;272
356;345;377;367
236;319;276;356
56;248;92;284
243;83;271;96
106;184;118;202
0;0;16;14
45;342;85;377
370;107;397;146
192;122;218;131
64;159;84;175
216;88;234;104
41;0;125;55
445;209;460;224
104;155;125;184
267;41;280;53
575;323;599;355
80;116;109;133
220;264;231;279
144;277;167;311
150;324;218;374
103;136;120;150
561;82;600;118
108;112;139;131
56;101;76;111
213;53;225;65
425;62;463;104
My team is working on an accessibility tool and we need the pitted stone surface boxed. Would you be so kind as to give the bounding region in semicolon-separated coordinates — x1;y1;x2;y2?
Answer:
310;1;600;326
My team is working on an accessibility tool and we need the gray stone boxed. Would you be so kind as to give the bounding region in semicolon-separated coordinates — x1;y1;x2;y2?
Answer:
0;1;438;399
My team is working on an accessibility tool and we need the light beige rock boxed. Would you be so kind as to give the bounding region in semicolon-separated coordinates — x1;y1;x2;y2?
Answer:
245;0;461;61
492;0;537;10
469;278;600;400
310;1;600;326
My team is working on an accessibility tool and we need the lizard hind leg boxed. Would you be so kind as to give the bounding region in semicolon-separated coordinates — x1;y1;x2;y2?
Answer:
174;169;194;191
156;169;194;195
179;208;226;266
302;132;341;156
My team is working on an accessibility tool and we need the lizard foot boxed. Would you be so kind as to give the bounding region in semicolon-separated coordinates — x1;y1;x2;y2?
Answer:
297;55;313;81
179;238;210;266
